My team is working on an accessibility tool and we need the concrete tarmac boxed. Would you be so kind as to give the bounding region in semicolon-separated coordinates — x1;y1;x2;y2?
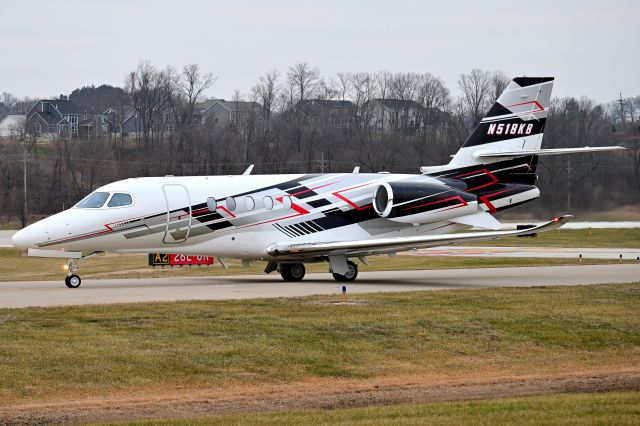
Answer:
0;264;638;308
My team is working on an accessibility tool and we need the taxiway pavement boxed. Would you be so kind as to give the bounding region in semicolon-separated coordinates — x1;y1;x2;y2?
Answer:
0;264;638;308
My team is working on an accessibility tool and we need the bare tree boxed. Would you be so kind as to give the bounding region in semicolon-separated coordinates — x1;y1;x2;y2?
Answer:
126;61;174;151
1;92;18;112
490;71;510;103
286;61;320;101
349;72;377;129
416;73;451;163
336;72;351;101
317;77;338;100
252;70;279;130
177;63;216;127
458;68;492;125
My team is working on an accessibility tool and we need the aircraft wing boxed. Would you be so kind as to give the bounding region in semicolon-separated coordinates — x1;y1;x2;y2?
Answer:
267;215;573;258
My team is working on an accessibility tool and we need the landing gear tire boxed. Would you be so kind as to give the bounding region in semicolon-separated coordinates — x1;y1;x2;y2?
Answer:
332;261;358;282
65;274;82;288
280;263;306;281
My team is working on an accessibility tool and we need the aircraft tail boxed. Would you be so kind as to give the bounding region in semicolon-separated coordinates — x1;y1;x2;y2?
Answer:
420;77;553;186
451;76;554;168
419;76;625;215
421;76;624;184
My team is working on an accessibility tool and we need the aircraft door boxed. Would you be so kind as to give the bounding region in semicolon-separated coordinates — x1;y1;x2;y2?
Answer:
162;184;192;244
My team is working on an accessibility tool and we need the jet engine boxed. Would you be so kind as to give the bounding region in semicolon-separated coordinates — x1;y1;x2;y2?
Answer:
372;180;477;224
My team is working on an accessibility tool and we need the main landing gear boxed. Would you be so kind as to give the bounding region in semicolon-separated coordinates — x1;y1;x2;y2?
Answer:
280;263;306;281
64;252;102;288
273;259;359;282
332;260;358;282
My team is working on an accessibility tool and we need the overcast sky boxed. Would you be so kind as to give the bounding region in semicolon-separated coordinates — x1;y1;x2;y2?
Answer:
1;0;638;103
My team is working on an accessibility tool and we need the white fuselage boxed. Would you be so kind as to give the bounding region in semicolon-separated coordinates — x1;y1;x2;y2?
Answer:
11;172;540;261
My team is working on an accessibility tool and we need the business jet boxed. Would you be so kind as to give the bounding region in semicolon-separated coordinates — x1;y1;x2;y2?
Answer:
11;77;625;287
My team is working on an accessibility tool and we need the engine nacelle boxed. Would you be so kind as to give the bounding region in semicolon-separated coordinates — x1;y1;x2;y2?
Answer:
373;180;477;224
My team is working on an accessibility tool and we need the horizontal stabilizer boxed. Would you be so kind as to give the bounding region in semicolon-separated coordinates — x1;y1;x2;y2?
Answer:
450;211;503;230
474;146;626;160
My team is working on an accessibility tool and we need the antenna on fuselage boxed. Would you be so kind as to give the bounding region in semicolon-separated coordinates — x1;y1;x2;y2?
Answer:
352;166;360;174
242;164;255;175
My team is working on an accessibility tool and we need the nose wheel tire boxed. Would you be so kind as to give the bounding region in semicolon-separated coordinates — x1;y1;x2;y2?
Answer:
65;274;82;288
280;263;306;281
332;261;358;282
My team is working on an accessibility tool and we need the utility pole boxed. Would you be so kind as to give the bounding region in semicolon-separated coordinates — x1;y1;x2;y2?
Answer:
566;156;571;212
22;146;27;228
618;92;626;124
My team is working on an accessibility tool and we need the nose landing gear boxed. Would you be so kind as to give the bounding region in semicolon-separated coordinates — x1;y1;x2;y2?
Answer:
65;267;82;288
63;251;102;288
65;259;82;288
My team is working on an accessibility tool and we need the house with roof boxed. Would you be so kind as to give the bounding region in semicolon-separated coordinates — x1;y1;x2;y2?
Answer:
294;99;357;128
202;100;264;129
25;97;109;138
0;114;26;140
117;105;144;136
367;99;425;132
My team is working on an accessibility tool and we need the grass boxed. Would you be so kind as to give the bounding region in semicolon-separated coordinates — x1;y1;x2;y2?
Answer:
0;222;21;230
0;283;638;403
462;227;640;248
98;391;640;425
0;247;634;282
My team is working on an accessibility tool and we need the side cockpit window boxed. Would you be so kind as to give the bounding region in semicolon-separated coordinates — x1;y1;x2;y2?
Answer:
107;193;133;207
75;192;110;208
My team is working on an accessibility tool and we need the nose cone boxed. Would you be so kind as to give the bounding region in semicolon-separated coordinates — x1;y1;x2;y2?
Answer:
11;226;38;249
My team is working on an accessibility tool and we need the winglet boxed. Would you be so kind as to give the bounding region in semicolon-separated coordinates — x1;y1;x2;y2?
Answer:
242;165;255;175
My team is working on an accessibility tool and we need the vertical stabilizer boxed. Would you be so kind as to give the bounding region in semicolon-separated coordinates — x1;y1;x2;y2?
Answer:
449;77;554;167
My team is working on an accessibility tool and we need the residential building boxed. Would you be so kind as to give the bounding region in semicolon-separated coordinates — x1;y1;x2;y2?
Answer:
25;97;109;138
294;99;357;128
367;99;425;132
118;106;144;136
202;100;263;129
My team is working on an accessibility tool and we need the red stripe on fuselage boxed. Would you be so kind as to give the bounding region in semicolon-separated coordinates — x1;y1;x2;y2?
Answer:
331;183;373;211
452;168;500;192
289;180;341;197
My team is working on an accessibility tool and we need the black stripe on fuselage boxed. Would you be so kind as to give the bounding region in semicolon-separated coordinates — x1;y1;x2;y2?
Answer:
429;156;539;187
287;186;318;199
315;204;378;231
306;198;332;208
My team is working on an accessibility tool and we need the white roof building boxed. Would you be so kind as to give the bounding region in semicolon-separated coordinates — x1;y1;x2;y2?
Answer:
0;114;26;139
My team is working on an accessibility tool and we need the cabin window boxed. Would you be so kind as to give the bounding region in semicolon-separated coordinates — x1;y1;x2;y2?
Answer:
263;196;274;210
206;197;217;212
226;196;236;211
76;192;110;208
245;196;255;211
107;193;133;207
282;195;292;210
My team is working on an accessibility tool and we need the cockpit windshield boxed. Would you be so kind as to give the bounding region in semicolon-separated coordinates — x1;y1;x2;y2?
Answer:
75;192;110;209
107;193;133;207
